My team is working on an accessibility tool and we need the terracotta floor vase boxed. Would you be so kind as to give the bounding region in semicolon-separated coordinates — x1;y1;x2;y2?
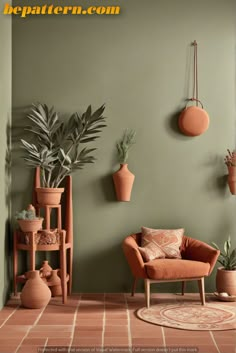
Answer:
113;164;135;202
216;267;236;296
21;270;51;309
49;269;62;297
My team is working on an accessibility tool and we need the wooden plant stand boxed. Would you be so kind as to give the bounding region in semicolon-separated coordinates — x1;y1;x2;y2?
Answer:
13;169;73;304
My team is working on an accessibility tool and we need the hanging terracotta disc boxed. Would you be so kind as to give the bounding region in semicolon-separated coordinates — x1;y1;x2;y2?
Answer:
178;99;209;136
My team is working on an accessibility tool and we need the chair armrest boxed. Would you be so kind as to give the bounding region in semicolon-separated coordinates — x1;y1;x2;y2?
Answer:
181;235;220;275
122;234;146;278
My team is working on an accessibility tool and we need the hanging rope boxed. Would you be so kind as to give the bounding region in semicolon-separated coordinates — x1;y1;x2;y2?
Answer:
187;40;203;108
178;39;209;136
193;40;198;106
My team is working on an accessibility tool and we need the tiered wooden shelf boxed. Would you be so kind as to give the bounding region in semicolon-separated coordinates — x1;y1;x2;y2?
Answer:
13;169;73;304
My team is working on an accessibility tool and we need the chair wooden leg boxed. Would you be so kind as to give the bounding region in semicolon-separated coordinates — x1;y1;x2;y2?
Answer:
181;281;186;296
131;277;137;296
198;277;205;305
144;279;150;308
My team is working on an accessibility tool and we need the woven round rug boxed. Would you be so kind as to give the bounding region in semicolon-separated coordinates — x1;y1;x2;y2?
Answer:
137;303;236;330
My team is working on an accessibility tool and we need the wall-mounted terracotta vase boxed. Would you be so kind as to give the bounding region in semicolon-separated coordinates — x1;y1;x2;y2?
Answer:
216;267;236;296
21;270;51;309
178;100;209;137
227;166;236;195
113;164;135;202
35;187;64;205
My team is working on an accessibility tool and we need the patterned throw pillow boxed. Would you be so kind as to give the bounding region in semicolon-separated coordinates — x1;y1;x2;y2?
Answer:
138;227;184;262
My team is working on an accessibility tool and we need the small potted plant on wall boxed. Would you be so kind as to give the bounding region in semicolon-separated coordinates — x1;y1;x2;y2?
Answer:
113;129;136;202
21;103;106;205
224;149;236;194
15;204;43;232
212;236;236;300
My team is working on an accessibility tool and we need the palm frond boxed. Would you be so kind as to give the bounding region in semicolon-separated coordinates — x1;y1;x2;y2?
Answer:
21;103;107;187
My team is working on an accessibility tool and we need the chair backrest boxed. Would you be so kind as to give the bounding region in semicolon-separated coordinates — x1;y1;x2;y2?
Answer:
124;232;219;276
122;233;146;278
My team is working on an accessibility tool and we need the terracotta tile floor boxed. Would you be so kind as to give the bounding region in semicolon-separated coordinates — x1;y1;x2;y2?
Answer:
0;293;235;353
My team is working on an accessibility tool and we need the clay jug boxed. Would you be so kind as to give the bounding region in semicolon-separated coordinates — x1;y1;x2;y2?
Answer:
40;260;52;279
49;269;62;297
113;164;135;202
21;270;51;309
227;166;236;195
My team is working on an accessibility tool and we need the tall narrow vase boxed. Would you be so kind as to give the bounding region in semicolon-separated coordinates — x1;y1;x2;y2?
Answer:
113;164;135;202
21;270;51;309
227;166;236;195
49;269;62;297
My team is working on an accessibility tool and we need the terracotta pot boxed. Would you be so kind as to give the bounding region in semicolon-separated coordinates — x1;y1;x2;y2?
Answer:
227;166;236;195
35;187;64;205
216;267;236;296
21;270;51;309
40;260;53;279
178;103;209;137
49;269;62;297
113;164;135;202
17;218;43;233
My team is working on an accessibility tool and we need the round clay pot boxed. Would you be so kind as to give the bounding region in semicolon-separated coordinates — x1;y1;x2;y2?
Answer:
17;218;43;233
40;260;53;279
178;105;209;137
49;269;62;297
35;187;64;205
227;166;236;195
113;164;135;202
216;267;236;296
21;270;51;309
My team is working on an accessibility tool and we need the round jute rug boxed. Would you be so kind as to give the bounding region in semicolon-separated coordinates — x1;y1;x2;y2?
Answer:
137;303;236;330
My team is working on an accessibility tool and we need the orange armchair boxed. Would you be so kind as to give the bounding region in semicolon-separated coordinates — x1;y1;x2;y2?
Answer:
123;233;220;307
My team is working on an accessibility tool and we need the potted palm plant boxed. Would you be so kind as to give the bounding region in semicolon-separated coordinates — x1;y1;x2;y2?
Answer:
21;103;106;205
212;236;236;299
224;149;236;194
113;129;136;202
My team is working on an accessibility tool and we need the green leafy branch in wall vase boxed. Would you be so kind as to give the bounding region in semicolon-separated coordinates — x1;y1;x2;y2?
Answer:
21;103;106;187
113;129;136;202
116;128;136;164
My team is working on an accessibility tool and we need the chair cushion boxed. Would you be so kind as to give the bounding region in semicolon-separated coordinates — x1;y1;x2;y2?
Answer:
138;227;184;262
145;258;210;280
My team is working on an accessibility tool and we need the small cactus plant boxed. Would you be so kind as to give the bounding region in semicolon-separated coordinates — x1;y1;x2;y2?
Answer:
15;209;39;220
15;205;43;233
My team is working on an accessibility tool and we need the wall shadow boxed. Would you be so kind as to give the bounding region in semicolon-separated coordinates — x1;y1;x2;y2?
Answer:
100;173;117;202
164;106;189;140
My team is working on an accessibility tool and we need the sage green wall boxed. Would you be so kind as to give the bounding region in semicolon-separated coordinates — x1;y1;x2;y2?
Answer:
12;0;236;293
0;0;11;309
